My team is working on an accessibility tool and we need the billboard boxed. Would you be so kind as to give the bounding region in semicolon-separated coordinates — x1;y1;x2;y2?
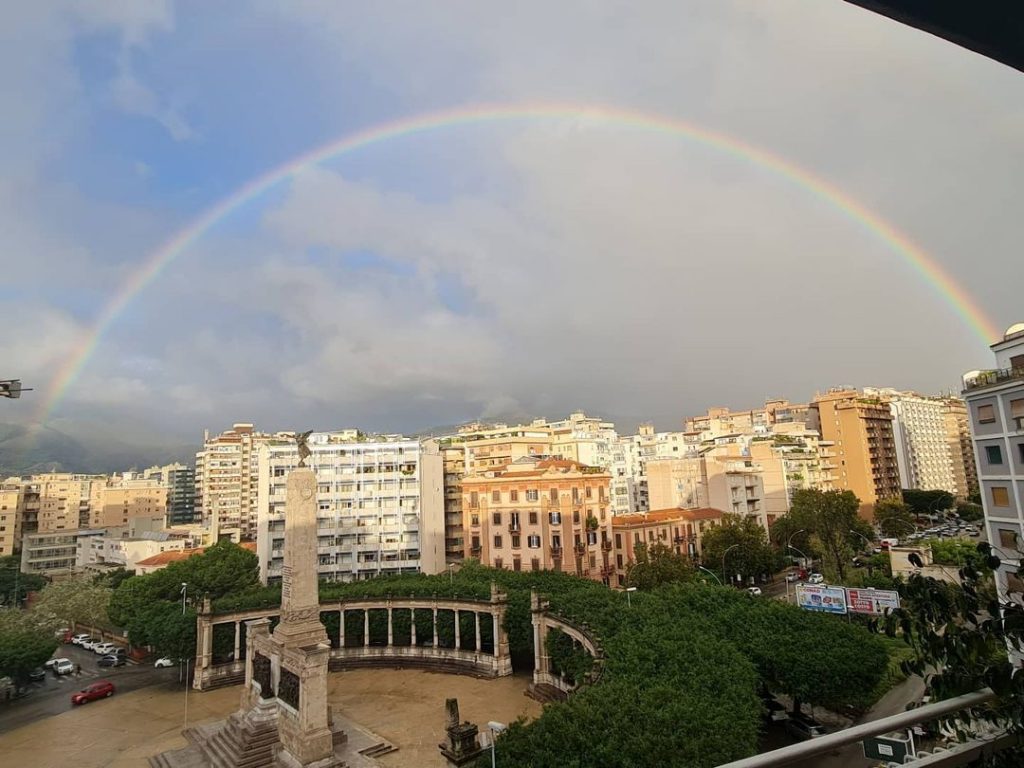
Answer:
846;587;900;616
795;584;847;614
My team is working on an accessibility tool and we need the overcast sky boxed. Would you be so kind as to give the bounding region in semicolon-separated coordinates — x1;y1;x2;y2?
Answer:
2;1;1022;446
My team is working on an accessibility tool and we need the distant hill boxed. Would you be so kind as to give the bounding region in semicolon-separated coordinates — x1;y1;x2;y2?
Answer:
0;421;197;477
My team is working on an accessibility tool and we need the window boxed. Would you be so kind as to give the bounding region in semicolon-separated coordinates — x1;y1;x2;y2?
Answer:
510;490;518;502
470;491;479;508
527;534;540;548
513;558;521;572
1008;571;1024;595
589;554;596;568
572;510;580;524
470;536;480;551
616;554;623;568
550;488;558;502
494;534;503;548
1011;399;1024;429
572;487;580;503
531;557;540;572
585;486;592;499
471;514;479;526
492;490;500;503
526;489;538;502
492;511;501;525
977;404;996;424
634;532;641;544
1011;354;1024;370
998;529;1018;549
992;487;1011;507
528;511;538;525
986;445;1004;465
549;511;561;525
1019;443;1024;463
552;534;561;550
511;535;521;549
587;531;597;546
495;557;503;569
615;533;622;549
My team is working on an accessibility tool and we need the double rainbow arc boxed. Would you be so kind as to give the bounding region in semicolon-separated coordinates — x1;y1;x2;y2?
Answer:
35;102;999;421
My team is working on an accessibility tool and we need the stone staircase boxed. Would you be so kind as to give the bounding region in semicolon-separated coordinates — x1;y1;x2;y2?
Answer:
526;682;567;704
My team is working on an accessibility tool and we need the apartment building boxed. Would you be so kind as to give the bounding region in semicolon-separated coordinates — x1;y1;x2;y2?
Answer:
0;482;23;557
647;449;769;529
610;424;692;514
136;463;196;525
195;423;276;540
810;389;901;517
87;477;169;529
21;530;83;576
76;524;187;575
962;323;1024;604
461;457;614;583
865;388;958;495
942;397;979;500
684;399;812;435
255;433;445;585
438;443;467;564
28;473;102;532
610;507;723;587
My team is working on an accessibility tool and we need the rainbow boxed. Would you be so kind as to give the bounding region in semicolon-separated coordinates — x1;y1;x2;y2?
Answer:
35;102;1000;421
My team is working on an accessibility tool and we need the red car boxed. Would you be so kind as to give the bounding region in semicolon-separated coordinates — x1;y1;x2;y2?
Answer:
71;681;115;705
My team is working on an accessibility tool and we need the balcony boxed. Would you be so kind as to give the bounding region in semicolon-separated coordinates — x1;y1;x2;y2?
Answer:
508;521;521;533
964;366;1024;391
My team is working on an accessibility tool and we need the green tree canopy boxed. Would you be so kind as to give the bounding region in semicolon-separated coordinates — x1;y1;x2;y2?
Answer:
0;556;47;608
901;488;954;516
785;489;866;582
626;541;695;590
30;579;112;631
874;497;916;539
955;501;984;522
699;513;775;585
0;612;58;691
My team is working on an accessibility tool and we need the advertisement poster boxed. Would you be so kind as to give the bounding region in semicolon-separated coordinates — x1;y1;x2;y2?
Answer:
795;584;848;614
845;588;900;616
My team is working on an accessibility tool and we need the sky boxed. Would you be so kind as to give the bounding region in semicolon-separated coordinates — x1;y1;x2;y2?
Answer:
2;1;1023;451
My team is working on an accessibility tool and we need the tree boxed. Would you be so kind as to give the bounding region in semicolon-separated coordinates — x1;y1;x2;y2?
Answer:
901;488;954;516
787;489;863;582
0;615;57;692
956;501;984;522
626;542;695;590
0;556;47;608
700;514;775;586
30;578;112;631
874;498;916;539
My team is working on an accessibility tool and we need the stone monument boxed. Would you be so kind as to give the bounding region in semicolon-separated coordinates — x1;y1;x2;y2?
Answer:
152;435;347;768
438;698;485;766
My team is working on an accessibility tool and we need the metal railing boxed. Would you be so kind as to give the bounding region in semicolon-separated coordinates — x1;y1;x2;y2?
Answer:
963;367;1024;392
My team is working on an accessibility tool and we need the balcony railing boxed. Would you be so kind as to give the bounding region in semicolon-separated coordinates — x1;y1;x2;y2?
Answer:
963;366;1024;392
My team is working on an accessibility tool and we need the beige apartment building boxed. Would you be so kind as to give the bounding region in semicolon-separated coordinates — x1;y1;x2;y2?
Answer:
87;478;169;529
942;396;979;499
29;473;103;532
0;482;24;557
610;507;723;587
462;457;614;583
195;423;277;540
811;389;901;517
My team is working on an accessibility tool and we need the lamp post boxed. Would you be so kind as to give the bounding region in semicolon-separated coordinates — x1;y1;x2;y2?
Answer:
849;529;877;577
698;565;722;585
722;544;740;587
784;529;807;600
180;583;189;729
878;517;917;538
447;563;455;587
487;720;507;768
625;586;637;607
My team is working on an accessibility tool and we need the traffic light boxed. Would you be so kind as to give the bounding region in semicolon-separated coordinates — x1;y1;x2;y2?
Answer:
0;380;24;398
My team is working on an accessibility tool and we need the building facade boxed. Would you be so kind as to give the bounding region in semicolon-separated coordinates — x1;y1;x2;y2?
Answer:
20;530;82;576
28;473;101;532
963;323;1024;604
195;423;276;540
87;477;169;529
942;396;979;500
255;433;445;585
610;507;723;587
0;482;23;557
646;450;768;529
811;389;901;517
461;457;614;583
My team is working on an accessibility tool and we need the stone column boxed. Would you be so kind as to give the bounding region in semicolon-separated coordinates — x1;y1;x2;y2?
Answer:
410;608;417;646
432;607;438;648
387;607;393;646
364;609;370;647
454;609;461;650
339;609;345;648
233;621;241;661
492;613;500;657
474;612;481;652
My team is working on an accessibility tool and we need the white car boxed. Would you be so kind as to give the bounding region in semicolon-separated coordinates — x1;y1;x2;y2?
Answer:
71;634;91;646
785;572;800;583
807;573;825;585
53;659;75;675
154;657;176;668
747;587;763;597
93;642;117;656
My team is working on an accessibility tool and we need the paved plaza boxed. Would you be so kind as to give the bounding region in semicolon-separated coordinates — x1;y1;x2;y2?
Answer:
0;669;541;768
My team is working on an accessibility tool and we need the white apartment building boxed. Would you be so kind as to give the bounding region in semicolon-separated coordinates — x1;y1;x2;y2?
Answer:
963;323;1024;605
256;433;445;585
610;425;692;514
866;388;958;494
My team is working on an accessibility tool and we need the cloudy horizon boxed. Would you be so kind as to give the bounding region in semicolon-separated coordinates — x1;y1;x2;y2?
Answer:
2;1;1022;455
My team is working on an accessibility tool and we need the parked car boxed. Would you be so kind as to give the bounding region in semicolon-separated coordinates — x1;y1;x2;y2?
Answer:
786;714;826;740
81;639;99;651
760;694;789;722
747;586;763;596
71;681;115;705
71;634;91;646
53;659;75;676
28;667;46;682
44;658;59;669
93;642;117;656
154;657;176;668
807;573;825;585
785;572;800;582
98;655;125;668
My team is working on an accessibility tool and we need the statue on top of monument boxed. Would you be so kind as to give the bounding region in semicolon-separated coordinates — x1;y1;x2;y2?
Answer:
295;430;313;467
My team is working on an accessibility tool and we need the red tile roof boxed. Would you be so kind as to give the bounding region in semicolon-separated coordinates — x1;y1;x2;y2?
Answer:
612;507;724;527
135;541;255;568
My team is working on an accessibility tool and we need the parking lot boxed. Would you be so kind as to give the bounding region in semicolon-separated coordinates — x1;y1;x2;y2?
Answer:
0;641;180;734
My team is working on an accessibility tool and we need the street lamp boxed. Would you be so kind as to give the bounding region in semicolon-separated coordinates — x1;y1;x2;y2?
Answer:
486;720;507;768
785;533;810;602
878;517;917;539
447;563;456;587
180;583;189;729
722;544;740;587
625;586;637;607
697;565;722;585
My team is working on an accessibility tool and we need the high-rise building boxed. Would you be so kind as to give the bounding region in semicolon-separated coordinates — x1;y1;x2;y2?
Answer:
255;433;445;585
133;463;197;525
942;397;979;500
646;450;768;529
86;477;169;529
196;423;277;540
28;473;103;532
810;389;901;517
865;388;958;495
461;457;614;583
0;482;24;557
962;323;1024;604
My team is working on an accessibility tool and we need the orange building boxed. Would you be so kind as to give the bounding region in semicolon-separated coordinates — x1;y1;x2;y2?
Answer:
610;507;723;587
461;457;613;583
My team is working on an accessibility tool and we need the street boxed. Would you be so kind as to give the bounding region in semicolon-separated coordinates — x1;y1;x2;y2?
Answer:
0;642;180;734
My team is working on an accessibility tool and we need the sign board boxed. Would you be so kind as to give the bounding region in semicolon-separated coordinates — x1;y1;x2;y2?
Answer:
846;587;900;616
795;584;847;614
863;731;913;763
